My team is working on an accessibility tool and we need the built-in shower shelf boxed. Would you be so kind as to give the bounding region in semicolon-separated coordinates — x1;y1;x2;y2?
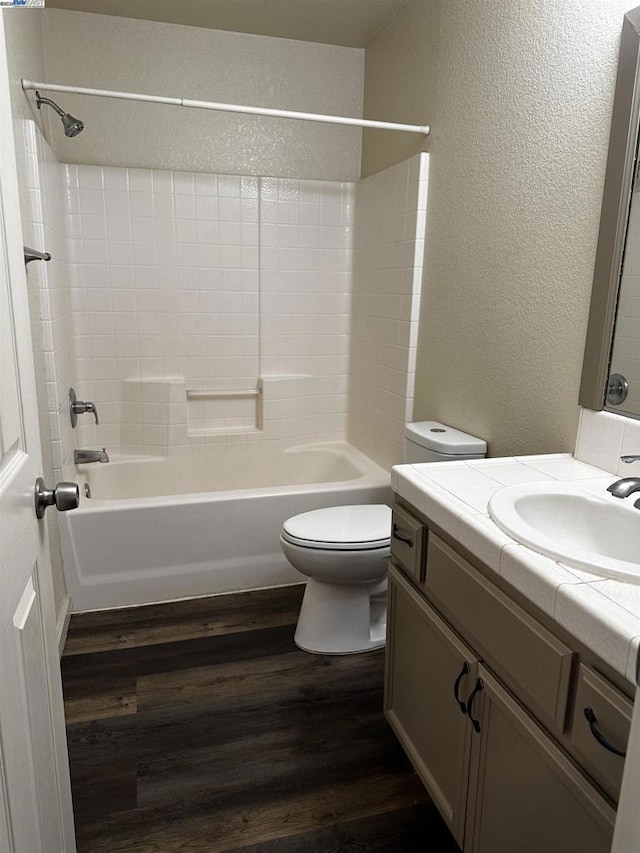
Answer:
186;381;263;433
186;388;262;400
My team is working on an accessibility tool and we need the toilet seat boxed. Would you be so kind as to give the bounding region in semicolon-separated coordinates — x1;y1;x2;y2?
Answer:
282;504;391;551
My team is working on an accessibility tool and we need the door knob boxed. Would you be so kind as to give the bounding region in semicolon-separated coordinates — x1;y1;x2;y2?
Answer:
34;477;80;519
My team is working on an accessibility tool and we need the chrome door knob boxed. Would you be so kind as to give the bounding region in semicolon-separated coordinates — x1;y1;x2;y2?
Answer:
34;477;80;519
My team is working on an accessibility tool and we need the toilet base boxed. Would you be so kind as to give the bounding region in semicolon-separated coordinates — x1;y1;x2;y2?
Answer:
294;578;387;655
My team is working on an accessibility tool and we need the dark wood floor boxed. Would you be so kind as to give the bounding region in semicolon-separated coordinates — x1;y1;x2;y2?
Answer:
61;585;459;852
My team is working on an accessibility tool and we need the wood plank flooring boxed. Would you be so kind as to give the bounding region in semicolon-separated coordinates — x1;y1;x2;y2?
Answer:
61;584;460;852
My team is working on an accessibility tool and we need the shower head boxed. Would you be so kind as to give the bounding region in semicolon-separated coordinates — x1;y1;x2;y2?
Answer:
35;91;84;138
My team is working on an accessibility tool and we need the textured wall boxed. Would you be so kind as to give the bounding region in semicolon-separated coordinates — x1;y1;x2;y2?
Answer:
361;0;438;177
41;9;364;180
364;0;633;456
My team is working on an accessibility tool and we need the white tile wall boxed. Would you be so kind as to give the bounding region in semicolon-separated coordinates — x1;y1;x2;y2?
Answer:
61;164;356;455
21;122;76;478
260;177;353;442
348;153;429;469
28;139;426;464
574;407;640;476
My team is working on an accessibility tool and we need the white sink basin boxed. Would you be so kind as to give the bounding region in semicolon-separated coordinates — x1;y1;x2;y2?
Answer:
489;481;640;582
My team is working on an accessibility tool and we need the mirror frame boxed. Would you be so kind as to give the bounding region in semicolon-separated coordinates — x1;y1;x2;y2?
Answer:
580;7;640;410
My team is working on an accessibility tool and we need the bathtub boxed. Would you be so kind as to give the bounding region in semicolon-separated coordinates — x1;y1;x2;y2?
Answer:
60;442;391;611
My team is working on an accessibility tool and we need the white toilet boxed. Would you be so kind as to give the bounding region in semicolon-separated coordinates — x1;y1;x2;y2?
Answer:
280;421;487;654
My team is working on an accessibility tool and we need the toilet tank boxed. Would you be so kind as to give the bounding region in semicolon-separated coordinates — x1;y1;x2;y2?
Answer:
404;421;487;464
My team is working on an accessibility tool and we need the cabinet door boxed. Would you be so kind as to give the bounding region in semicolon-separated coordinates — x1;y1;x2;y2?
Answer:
385;565;477;845
466;666;615;853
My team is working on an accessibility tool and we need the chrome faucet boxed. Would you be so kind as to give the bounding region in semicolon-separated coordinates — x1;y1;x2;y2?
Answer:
607;478;640;499
607;455;640;503
74;447;109;464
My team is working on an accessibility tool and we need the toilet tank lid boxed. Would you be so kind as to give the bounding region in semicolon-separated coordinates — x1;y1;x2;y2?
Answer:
405;421;487;456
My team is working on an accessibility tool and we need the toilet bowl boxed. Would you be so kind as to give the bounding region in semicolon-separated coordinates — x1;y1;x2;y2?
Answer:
281;504;391;654
281;422;487;655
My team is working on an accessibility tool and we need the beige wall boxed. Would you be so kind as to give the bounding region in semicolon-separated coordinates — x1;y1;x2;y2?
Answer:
41;9;364;180
361;0;438;177
2;8;68;619
363;0;631;456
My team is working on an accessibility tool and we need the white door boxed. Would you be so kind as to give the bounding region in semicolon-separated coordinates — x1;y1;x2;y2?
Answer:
0;14;76;853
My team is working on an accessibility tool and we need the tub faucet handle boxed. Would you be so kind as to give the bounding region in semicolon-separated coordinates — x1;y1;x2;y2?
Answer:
69;387;99;426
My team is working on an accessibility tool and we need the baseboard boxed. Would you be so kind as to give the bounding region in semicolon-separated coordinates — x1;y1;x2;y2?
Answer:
56;595;72;658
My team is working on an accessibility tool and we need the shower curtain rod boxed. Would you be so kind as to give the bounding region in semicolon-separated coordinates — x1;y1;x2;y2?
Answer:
21;79;430;136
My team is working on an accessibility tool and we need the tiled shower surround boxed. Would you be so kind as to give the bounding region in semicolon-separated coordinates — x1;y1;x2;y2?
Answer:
22;119;428;472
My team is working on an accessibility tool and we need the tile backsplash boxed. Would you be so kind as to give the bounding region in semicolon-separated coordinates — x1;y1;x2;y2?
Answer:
574;407;640;476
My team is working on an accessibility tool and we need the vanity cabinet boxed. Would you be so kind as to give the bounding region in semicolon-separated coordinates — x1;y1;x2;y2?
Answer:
385;567;477;845
465;667;614;853
385;501;626;853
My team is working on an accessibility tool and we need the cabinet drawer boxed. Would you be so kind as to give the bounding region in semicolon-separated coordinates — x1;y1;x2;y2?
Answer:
569;665;632;802
390;503;426;584
425;536;575;729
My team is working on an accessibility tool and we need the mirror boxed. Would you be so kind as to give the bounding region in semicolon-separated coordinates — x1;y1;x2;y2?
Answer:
580;6;640;418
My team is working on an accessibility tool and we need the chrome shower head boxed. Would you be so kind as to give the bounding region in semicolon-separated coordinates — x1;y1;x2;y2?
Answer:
35;91;84;138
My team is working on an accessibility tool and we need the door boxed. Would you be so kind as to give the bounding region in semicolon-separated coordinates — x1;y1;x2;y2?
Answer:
0;14;75;853
385;565;477;845
465;666;615;853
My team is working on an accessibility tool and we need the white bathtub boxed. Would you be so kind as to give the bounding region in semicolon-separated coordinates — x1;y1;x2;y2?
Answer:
60;442;391;611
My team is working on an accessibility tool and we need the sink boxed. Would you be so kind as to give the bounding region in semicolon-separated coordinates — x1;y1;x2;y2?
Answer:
489;481;640;582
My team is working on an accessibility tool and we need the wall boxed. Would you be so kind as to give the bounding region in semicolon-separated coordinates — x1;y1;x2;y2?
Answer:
363;0;633;457
41;9;364;180
361;0;437;177
348;153;428;469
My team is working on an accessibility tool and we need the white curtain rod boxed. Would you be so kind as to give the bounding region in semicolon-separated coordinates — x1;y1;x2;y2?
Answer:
21;79;430;136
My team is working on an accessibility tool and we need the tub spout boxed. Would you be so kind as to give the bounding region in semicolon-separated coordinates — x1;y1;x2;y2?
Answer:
74;447;109;464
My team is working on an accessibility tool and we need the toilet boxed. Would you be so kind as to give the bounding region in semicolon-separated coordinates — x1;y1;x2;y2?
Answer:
280;421;487;654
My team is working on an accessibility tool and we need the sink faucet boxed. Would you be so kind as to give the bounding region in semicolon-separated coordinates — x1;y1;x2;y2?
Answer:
74;447;109;464
607;454;640;501
607;478;640;498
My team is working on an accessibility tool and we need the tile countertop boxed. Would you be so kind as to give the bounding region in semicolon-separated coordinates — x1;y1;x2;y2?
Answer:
392;453;640;687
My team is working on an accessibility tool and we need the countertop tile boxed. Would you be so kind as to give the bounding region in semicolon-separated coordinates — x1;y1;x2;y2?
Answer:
454;485;501;514
467;460;554;486
415;465;498;490
457;513;513;572
594;580;640;618
519;458;606;480
554;583;640;678
556;562;611;584
626;636;640;686
500;544;583;614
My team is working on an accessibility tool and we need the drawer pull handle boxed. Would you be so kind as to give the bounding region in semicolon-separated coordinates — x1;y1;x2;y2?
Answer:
467;678;484;733
392;524;414;547
583;707;627;758
453;661;471;714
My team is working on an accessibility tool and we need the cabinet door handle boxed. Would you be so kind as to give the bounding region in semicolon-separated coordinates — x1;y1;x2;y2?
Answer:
392;524;414;547
453;661;471;714
467;678;484;733
583;707;627;758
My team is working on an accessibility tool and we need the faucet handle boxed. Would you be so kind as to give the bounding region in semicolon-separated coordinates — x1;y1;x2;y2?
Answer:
69;387;99;426
84;401;99;425
621;455;640;464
